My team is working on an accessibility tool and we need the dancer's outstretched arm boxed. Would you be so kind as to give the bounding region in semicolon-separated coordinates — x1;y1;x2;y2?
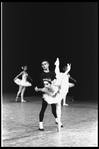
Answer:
34;86;59;97
14;71;23;80
28;76;33;81
34;86;46;92
61;63;71;80
70;76;77;82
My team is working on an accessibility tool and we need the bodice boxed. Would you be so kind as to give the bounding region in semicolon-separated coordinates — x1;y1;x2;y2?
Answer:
22;73;28;81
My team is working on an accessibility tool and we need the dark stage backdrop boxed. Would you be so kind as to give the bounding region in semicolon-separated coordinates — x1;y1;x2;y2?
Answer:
2;2;98;101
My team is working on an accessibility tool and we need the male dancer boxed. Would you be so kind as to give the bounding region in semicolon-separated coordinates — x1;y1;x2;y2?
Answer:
36;60;63;131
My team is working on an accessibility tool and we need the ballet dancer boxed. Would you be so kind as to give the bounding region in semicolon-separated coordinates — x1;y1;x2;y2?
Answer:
35;60;63;131
61;65;76;106
35;58;71;131
14;66;32;102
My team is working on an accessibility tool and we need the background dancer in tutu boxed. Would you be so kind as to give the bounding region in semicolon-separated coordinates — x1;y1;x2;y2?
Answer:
14;66;32;102
34;60;63;131
61;65;76;106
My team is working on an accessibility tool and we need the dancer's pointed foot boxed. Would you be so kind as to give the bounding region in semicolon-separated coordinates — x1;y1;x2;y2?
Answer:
21;100;26;102
38;128;44;131
15;97;18;102
55;122;63;127
57;124;61;132
63;103;69;106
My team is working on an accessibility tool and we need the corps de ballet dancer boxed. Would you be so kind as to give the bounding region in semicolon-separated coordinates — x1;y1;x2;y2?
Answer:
60;65;76;106
14;66;32;102
35;58;72;131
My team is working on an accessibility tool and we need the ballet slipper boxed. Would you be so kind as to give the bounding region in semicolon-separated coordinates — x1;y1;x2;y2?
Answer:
55;122;63;127
63;103;69;106
15;97;18;101
38;128;44;131
21;100;26;102
57;123;61;132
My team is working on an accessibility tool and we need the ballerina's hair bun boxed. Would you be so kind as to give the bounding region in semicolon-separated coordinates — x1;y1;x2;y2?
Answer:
22;66;27;70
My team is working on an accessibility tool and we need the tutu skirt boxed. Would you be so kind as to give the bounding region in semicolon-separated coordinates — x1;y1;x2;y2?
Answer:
43;92;62;104
14;78;32;87
60;82;74;96
43;83;74;104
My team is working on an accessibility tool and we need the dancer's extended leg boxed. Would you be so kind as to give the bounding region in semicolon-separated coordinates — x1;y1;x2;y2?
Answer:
56;101;62;132
63;94;69;106
21;87;26;102
15;85;23;101
51;104;58;124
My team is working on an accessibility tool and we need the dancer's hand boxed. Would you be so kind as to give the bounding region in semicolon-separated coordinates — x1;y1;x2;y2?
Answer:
67;63;71;71
34;86;39;91
14;77;17;81
68;74;70;78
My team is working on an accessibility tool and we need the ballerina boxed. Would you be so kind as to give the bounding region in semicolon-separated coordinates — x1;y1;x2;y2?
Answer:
14;66;32;102
60;65;76;106
35;58;71;131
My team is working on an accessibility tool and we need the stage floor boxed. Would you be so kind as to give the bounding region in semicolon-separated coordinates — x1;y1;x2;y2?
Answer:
2;94;98;147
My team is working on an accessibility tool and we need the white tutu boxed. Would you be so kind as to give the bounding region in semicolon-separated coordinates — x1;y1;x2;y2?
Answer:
43;92;62;104
14;78;32;87
42;82;74;104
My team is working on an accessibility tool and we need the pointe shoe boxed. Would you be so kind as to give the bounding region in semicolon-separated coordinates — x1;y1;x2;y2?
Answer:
21;100;26;102
63;103;69;106
38;128;44;131
57;124;61;132
15;97;18;102
55;122;63;127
